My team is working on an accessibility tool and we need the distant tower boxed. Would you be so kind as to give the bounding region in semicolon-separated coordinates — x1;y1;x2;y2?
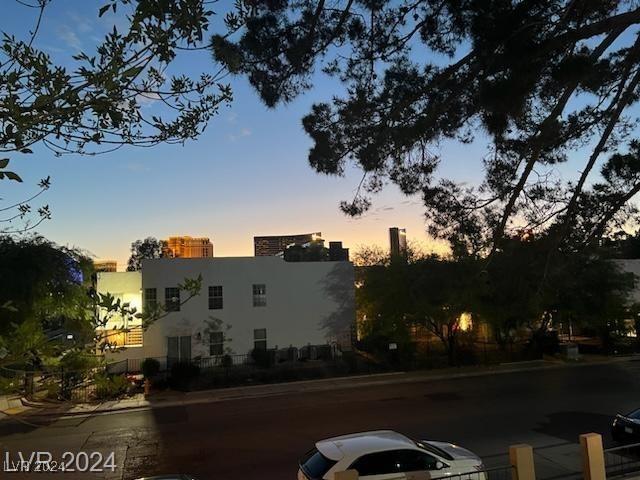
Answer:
389;227;407;258
94;260;117;272
163;236;214;258
254;232;322;256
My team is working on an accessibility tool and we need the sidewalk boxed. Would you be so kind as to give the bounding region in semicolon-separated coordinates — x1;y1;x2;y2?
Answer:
3;354;637;420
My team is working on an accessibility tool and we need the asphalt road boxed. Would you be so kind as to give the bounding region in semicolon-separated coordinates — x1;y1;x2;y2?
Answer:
1;360;639;480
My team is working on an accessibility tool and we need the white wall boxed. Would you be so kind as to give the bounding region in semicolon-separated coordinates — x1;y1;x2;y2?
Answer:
140;257;355;359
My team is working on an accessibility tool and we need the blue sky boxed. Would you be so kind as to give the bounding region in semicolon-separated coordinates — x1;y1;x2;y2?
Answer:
4;1;629;269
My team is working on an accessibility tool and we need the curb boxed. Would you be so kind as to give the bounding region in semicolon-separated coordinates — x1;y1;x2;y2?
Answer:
24;356;634;420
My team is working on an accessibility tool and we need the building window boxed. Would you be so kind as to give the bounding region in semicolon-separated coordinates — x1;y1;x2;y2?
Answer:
144;288;157;311
254;328;267;350
167;335;191;362
210;331;224;356
165;287;181;312
208;285;223;310
252;284;267;307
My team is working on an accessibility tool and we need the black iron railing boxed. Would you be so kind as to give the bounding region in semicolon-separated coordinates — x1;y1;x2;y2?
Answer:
605;442;640;478
432;465;514;480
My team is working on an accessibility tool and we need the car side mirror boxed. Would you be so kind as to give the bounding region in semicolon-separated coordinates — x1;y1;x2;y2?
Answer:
435;462;445;470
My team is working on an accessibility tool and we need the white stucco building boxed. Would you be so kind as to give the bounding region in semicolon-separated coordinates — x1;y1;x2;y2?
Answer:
97;257;355;363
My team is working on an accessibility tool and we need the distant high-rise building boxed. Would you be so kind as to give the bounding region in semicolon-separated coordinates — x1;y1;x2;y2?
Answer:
389;227;407;258
254;232;322;256
328;241;349;261
94;260;117;272
163;236;214;258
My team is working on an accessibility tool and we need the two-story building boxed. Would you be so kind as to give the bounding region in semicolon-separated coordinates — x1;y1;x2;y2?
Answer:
97;256;355;364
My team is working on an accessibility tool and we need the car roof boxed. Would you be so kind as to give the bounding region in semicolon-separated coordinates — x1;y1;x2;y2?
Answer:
316;430;417;461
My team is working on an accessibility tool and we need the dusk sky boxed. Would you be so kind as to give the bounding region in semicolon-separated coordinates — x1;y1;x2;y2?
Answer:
2;1;618;269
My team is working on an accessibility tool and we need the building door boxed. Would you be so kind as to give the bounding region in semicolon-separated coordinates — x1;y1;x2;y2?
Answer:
167;335;191;365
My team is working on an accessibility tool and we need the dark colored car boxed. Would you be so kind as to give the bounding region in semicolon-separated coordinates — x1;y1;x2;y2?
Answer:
612;409;640;443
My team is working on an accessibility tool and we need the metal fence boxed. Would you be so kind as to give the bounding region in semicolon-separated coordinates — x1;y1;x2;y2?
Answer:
196;354;251;369
438;465;514;480
605;442;640;478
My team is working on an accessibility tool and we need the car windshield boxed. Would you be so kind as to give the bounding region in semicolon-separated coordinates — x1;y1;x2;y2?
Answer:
300;448;337;480
627;409;640;420
415;441;454;461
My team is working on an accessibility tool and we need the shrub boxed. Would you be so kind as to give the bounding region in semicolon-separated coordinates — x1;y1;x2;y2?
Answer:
221;354;233;368
251;348;273;368
141;358;161;379
94;373;129;400
169;361;200;391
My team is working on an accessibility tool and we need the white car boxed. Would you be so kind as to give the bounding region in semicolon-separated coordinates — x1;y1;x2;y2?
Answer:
298;430;485;480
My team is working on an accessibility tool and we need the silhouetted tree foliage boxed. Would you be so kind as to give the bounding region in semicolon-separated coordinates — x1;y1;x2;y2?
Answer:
0;235;94;369
0;235;92;334
1;0;231;167
0;0;233;231
602;229;640;258
214;1;640;255
127;236;164;271
355;239;635;364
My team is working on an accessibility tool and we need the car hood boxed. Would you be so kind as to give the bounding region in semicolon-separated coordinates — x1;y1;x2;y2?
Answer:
422;441;482;462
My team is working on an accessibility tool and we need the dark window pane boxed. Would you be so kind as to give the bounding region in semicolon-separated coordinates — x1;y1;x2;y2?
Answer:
252;284;267;307
208;285;223;310
167;336;179;360
179;335;191;361
144;288;157;311
396;450;439;471
165;287;180;311
211;331;223;342
300;449;337;480
351;451;405;476
254;328;267;340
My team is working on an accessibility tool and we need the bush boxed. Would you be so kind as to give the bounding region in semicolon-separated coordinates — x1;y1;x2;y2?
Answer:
221;354;233;368
169;361;200;391
141;358;161;379
251;348;273;368
94;373;129;400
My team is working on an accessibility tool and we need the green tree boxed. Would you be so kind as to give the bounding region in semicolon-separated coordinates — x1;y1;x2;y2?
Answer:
127;236;165;271
213;1;640;255
356;245;477;365
408;257;479;364
0;235;94;369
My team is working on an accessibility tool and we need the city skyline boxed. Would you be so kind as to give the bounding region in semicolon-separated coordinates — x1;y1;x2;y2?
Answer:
93;225;445;271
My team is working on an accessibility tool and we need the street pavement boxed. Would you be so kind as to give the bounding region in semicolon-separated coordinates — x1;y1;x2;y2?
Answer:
0;359;639;480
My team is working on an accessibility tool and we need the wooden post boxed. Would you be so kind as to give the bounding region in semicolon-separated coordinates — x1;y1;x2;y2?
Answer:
334;470;359;480
580;433;606;480
509;444;536;480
